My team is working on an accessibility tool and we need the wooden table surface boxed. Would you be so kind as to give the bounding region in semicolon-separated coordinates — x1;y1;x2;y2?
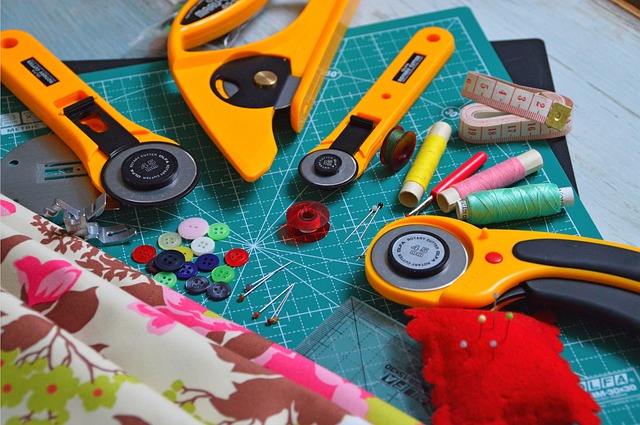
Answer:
2;0;639;247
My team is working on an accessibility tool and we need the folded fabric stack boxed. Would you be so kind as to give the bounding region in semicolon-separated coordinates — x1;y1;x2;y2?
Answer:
0;194;419;425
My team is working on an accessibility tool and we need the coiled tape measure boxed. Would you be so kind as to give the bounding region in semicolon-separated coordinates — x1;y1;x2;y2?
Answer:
458;71;574;143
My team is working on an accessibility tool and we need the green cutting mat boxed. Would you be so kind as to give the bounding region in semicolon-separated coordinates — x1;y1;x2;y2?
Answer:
1;7;638;424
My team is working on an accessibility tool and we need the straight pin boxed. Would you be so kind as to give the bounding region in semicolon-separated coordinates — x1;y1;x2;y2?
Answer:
489;339;498;360
358;203;383;241
459;339;470;357
503;312;514;341
238;261;292;302
355;245;370;260
477;314;487;339
266;283;296;326
344;203;383;242
252;283;295;320
491;292;499;328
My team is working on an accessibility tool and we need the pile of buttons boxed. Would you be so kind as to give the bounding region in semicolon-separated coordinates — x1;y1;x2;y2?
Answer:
131;218;249;302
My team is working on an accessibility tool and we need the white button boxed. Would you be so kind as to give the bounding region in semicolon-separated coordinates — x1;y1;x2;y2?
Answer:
190;236;216;256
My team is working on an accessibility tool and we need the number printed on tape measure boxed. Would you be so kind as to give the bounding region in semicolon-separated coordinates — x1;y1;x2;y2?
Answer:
463;72;559;124
459;71;574;143
458;105;562;144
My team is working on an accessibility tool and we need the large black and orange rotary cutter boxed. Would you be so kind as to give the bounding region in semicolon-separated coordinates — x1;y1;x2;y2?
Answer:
365;216;640;330
167;0;359;182
0;30;199;208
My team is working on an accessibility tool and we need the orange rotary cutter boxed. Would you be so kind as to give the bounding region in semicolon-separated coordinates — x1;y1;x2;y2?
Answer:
168;0;359;182
365;216;640;330
0;30;199;208
298;27;455;189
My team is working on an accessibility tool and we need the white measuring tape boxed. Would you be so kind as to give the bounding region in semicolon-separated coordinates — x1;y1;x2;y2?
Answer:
458;71;573;143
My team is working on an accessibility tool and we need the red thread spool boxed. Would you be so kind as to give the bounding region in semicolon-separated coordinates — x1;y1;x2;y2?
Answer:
286;201;330;242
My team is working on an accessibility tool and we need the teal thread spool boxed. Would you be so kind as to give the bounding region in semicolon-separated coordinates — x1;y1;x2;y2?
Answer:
455;183;574;225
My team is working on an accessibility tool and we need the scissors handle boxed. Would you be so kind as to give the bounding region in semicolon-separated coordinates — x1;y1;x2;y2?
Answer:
511;278;640;331
365;216;640;310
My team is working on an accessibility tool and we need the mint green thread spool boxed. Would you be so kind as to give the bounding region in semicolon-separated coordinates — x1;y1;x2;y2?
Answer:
455;183;574;225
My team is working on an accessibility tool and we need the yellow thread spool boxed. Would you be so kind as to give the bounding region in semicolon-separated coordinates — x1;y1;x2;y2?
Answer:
398;121;451;207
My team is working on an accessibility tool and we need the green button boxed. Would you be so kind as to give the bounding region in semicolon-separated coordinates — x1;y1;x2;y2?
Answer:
158;232;182;250
208;223;230;240
154;271;178;288
211;265;235;283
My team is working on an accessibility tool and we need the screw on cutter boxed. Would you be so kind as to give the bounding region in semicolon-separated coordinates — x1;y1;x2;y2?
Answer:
238;260;292;302
344;203;383;242
266;283;295;326
252;283;295;320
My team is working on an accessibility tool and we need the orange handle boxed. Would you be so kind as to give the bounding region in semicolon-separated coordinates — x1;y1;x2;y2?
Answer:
365;215;640;309
0;29;175;192
172;0;268;51
168;0;360;182
308;27;455;179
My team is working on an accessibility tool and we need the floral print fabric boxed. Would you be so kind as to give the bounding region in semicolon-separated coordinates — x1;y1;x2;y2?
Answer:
0;195;421;425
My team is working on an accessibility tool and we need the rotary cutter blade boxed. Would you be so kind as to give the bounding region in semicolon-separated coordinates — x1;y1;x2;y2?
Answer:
298;27;455;189
365;216;640;329
0;30;199;208
168;0;360;182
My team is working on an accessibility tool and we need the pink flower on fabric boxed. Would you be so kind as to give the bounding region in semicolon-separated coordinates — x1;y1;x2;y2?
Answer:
14;256;82;307
127;301;177;335
253;345;371;418
159;286;247;335
0;199;17;216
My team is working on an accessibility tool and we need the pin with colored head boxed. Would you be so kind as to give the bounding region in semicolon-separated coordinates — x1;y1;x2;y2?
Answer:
344;202;384;242
503;312;514;341
459;339;470;357
478;314;487;339
252;284;294;319
266;283;295;326
489;339;498;360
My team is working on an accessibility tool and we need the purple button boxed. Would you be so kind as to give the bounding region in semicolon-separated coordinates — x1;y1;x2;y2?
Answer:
175;261;198;280
146;257;161;274
195;253;220;272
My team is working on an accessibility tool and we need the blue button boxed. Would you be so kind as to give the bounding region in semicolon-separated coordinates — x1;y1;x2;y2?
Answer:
154;249;186;272
175;261;198;280
207;281;231;301
195;253;220;272
185;275;211;295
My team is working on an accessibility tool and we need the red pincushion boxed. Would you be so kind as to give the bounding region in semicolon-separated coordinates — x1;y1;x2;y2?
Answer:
405;308;600;425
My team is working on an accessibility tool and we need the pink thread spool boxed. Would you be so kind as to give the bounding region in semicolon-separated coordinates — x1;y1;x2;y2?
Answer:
436;149;543;213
